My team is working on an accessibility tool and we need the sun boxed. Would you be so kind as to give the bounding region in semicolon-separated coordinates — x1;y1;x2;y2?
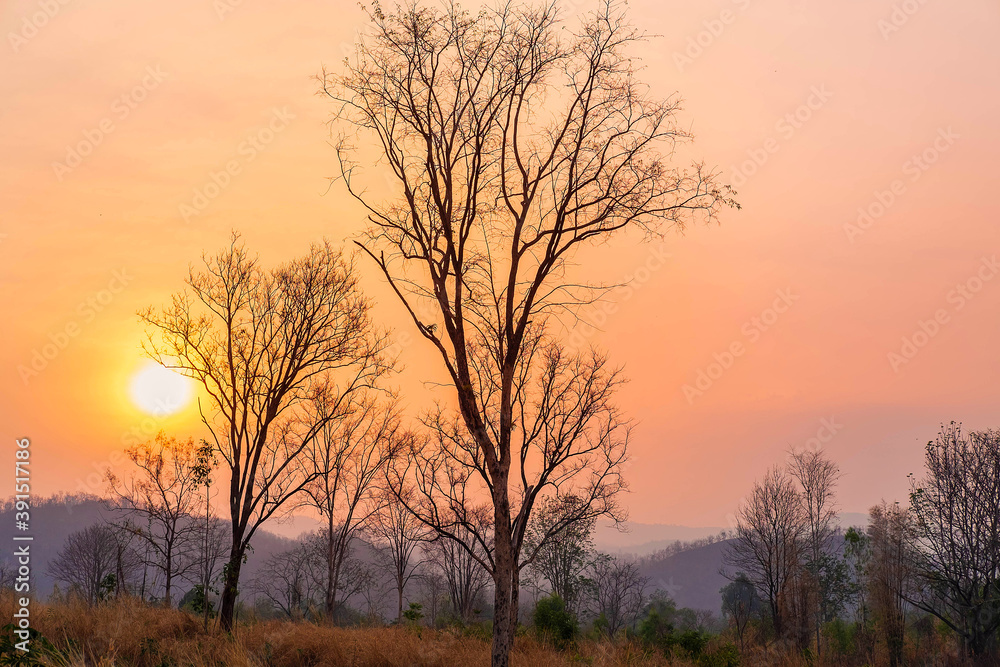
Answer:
129;361;194;416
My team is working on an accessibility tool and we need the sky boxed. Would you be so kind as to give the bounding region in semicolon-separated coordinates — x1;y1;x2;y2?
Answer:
2;0;998;529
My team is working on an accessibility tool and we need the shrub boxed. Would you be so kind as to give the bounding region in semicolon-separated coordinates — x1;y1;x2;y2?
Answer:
698;641;740;667
533;594;577;649
402;602;424;624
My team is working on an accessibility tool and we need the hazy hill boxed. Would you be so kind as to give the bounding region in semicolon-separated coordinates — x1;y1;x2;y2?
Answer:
638;539;731;614
0;496;296;601
593;521;724;555
3;497;871;618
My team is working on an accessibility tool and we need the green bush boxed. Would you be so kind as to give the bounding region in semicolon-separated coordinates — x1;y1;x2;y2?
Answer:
532;595;577;649
698;641;740;667
677;629;710;657
823;618;856;656
402;602;423;624
635;603;713;660
0;624;66;667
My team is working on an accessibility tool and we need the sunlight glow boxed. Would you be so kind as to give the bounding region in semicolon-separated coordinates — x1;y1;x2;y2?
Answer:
128;361;194;416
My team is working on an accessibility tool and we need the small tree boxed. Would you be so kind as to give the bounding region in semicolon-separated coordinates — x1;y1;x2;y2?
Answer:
106;432;205;607
252;534;325;619
426;513;492;623
533;594;577;649
843;526;871;626
523;495;596;615
723;466;805;641
586;553;647;637
48;523;142;605
368;485;428;622
190;440;227;630
721;573;763;651
297;395;403;618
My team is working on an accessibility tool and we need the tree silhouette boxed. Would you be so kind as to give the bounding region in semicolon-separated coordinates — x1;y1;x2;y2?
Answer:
140;235;392;630
325;0;733;661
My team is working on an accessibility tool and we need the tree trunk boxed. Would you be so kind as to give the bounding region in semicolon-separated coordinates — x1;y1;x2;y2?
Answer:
219;540;244;632
325;525;340;620
491;487;516;667
164;539;173;607
397;582;404;623
203;488;212;631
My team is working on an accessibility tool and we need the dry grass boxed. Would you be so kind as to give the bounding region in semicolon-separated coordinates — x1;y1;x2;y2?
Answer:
1;595;684;667
7;596;978;667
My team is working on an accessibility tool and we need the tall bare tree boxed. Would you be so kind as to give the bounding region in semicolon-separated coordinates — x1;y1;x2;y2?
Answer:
787;448;841;654
140;235;391;630
105;432;205;607
324;1;733;662
296;394;403;619
724;466;806;641
907;423;1000;658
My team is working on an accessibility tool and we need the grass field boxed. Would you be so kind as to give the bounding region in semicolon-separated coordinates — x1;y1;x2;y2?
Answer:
1;594;981;667
1;595;694;667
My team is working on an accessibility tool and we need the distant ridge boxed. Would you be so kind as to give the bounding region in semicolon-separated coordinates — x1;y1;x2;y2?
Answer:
594;521;724;555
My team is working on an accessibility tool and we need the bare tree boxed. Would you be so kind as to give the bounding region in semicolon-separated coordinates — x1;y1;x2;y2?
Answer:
105;432;205;607
48;523;142;605
907;423;1000;659
324;1;733;663
355;559;388;624
724;466;805;641
252;534;325;619
296;394;403;619
426;511;493;623
586;553;647;637
523;495;596;614
368;486;428;622
416;568;448;627
140;235;392;630
787;448;841;655
867;501;912;667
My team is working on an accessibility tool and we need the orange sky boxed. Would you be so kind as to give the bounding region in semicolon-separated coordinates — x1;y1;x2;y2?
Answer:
2;0;998;528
